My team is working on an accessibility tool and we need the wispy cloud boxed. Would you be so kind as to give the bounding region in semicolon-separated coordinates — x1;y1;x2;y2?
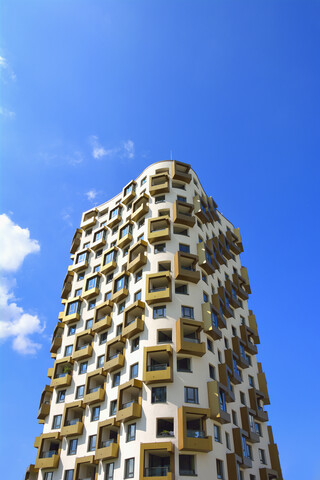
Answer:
61;207;74;228
0;214;44;355
40;150;84;167
0;106;15;119
86;189;98;201
89;136;135;161
0;55;16;81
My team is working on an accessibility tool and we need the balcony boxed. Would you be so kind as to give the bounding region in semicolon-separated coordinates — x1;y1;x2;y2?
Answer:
116;379;142;422
148;216;171;244
240;325;258;355
173;200;195;227
207;381;231;424
257;363;270;405
127;240;147;273
74;457;97;480
117;221;133;249
145;272;171;305
101;246;118;275
104;336;125;373
149;172;170;196
84;368;106;405
202;302;225;340
35;433;61;470
122;180;137;205
70;228;82;254
72;249;90;273
240;406;260;443
178;406;212;452
197;243;218;275
131;193;149;222
218;364;235;402
174;251;200;284
193;195;210;223
267;426;283;479
123;300;145;339
95;418;120;461
81;209;97;230
211;237;227;266
24;464;38;480
217;287;234;318
176;318;205;357
249;388;269;422
111;271;130;303
37;385;53;422
61;269;74;299
225;279;242;309
232;427;252;469
207;196;219;222
50;357;73;388
60;401;85;437
140;442;174;480
226;228;243;255
232;336;250;369
248;310;260;344
82;273;101;300
63;296;83;324
50;322;64;354
143;345;173;384
232;268;250;299
227;453;243;480
107;205;122;228
259;468;280;480
224;350;242;385
91;227;107;251
72;329;94;361
92;300;113;333
172;160;192;183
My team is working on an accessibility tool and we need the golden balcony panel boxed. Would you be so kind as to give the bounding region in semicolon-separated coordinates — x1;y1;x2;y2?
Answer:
95;418;120;461
72;329;94;361
70;228;82;254
35;433;61;470
63;296;83;324
240;324;258;355
81;209;97;230
140;442;174;480
91;227;107;251
249;388;269;422
122;180;137;205
227;453;242;480
178;406;212;452
84;368;106;405
257;363;270;405
218;364;235;402
207;196;219;222
176;318;205;357
225;349;242;385
240;266;251;293
210;237;227;266
233;427;252;469
117;220;133;249
197;242;218;275
116;378;143;422
259;468;280;480
202;302;223;340
111;271;130;303
232;336;250;369
92;300;113;333
240;406;260;443
101;246;118;275
104;335;126;373
248;310;260;344
173;200;195;227
72;248;90;273
219;233;233;260
267;426;283;479
232;271;249;301
226;228;243;255
123;300;145;339
37;385;53;423
148;216;171;244
127;240;147;273
211;291;232;325
172;160;192;183
50;357;74;388
60;401;85;437
174;251;200;284
131;193;149;222
193;194;210;223
149;172;170;196
217;287;234;318
107;205;123;228
82;272;101;300
207;381;231;424
24;464;38;480
74;456;98;480
61;269;74;299
225;279;242;309
143;345;173;384
145;272;172;305
50;322;64;354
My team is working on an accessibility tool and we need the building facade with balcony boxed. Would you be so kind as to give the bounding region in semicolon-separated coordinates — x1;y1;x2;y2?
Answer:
26;161;283;480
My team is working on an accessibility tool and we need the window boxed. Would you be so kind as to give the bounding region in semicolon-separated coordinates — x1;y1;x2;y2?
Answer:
232;326;237;336
232;410;238;425
79;362;88;374
107;273;113;283
214;424;221;442
115;275;128;292
127;423;136;442
175;284;188;295
78;273;84;281
137;233;144;241
255;422;262;436
75;288;82;296
141;176;146;185
100;331;108;345
181;306;194;319
91;406;100;421
209;364;215;379
216;459;224;479
96;249;103;258
224;337;229;349
226;432;231;450
131;336;140;352
57;390;66;403
135;270;143;282
155;195;165;204
179;243;190;253
202;273;208;283
207;338;213;352
248;375;255;387
44;473;53;480
86;319;93;329
219;390;227;412
153;306;166;318
152;386;167;403
68;438;78;455
184;387;199;404
52;415;62;429
116;324;123;336
158;329;172;343
179;454;195;476
177;357;191;372
76;385;85;399
112;227;118;235
259;449;266;464
64;471;74;480
154;243;166;253
77;252;87;263
134;290;142;301
138;218;145;228
88;299;96;310
88;435;96;452
130;363;139;379
118;302;126;314
94;265;100;272
240;392;246;405
174;226;189;236
177;195;187;202
67;301;80;316
105;291;112;301
124;458;135;478
68;325;76;336
112;372;121;387
203;292;209;302
218;349;222;363
97;355;105;368
106;463;114;480
110;400;117;416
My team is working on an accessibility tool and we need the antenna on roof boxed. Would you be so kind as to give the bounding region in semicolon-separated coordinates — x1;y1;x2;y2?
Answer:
170;150;173;160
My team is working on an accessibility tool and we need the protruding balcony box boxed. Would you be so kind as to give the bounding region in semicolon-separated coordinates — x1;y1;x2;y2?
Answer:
218;364;235;402
63;296;83;324
116;378;143;422
207;196;219;222
72;329;94;361
267;426;283;479
111;271;130;303
178;406;212;452
123;300;145;339
226;228;243;255
227;453;243;480
107;205;123;228
240;406;260;443
173;200;195;227
211;292;231;328
74;456;97;480
81;209;97;230
127;240;147;273
101;246;118;275
193;195;210;223
232;336;250;369
240;325;258;355
117;221;133;249
95;418;120;461
24;464;38;480
143;345;173;384
172;160;192;183
211;237;227;266
232;427;252;469
35;433;61;470
207;381;231;424
225;350;242;385
131;193;149;222
145;272;172;305
148;216;171;244
104;336;126;373
50;322;64;354
92;300;113;333
259;468;280;480
174;251;200;284
225;279;242;309
248;310;260;344
60;401;85;437
202;302;224;340
249;388;269;422
217;287;234;318
122;180;137;205
61;268;74;299
84;368;106;405
37;385;53;422
91;227;107;251
257;363;270;405
82;272;101;300
197;243;218;275
140;442;174;480
50;357;74;388
176;318;205;357
149;172;170;196
233;227;244;253
70;228;82;254
232;269;250;300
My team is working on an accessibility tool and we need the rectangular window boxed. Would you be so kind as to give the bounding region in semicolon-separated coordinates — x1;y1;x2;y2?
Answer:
116;324;123;336
141;176;146;185
95;249;103;258
78;273;84;281
155;195;165;204
91;406;100;421
153;306;166;319
118;302;126;314
68;325;76;336
112;372;121;387
232;410;238;425
110;400;117;416
175;284;188;294
64;471;74;480
152;386;167;403
125;458;135;478
100;331;108;345
67;301;80;316
88;300;96;310
154;243;166;253
79;362;88;374
179;454;195;476
86;319;93;329
68;438;78;455
177;195;187;202
130;363;139;379
214;424;221;442
209;364;215;379
75;288;82;297
248;375;255;387
158;329;172;343
134;290;142;301
131;336;140;352
177;357;191;372
88;435;97;452
76;385;85;399
226;432;231;450
181;306;194;319
259;449;266;464
135;270;143;282
106;463;114;480
57;390;66;403
179;243;190;253
240;392;246;405
107;273;113;283
216;459;224;479
52;415;62;429
207;338;213;352
97;355;105;368
44;474;53;480
203;292;209;302
184;387;199;404
127;423;136;442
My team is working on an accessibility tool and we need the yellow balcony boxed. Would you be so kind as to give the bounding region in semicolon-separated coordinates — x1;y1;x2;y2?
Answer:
207;381;231;424
116;379;143;422
111;272;130;303
218;233;233;260
63;296;83;324
174;251;200;284
148;216;171;244
224;349;242;385
92;300;113;333
178;406;212;452
127;240;147;273
240;406;260;443
240;324;258;355
267;426;283;479
193;194;210;223
123;300;145;339
72;329;94;361
259;468;280;480
91;228;107;251
117;221;133;249
258;363;270;405
70;228;82;254
248;310;260;344
74;456;97;480
72;248;90;272
131;193;149;222
95;418;120;461
61;269;74;299
84;368;106;405
24;464;38;480
249;388;269;422
50;357;73;388
176;318;205;357
218;364;235;402
227;453;243;480
35;433;61;470
122;180;137;204
82;273;101;300
145;272;171;305
226;228;243;254
50;322;64;354
81;209;97;230
143;345;173;384
107;206;122;228
140;442;174;480
173;200;195;227
225;279;242;309
201;302;224;340
207;196;219;222
60;401;85;437
197;242;218;274
232;427;252;469
172;160;192;183
210;237;227;266
37;385;53;422
104;336;126;373
149;172;170;196
101;246;118;275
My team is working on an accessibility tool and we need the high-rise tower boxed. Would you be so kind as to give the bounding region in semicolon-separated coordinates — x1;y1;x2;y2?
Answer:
25;161;283;480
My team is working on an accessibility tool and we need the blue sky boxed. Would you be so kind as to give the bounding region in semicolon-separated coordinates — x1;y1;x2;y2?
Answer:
1;1;319;479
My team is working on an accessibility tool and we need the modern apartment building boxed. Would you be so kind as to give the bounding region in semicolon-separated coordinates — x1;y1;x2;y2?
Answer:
25;160;283;480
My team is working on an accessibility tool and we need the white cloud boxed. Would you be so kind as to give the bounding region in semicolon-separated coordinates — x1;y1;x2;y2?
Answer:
0;106;15;118
86;189;98;201
123;139;135;159
61;208;73;228
0;55;16;81
89;135;135;161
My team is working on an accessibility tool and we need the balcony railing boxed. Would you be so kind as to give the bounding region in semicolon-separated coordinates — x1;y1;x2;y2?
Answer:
65;418;81;426
55;372;67;378
147;363;168;371
121;400;137;409
144;466;170;477
40;450;58;459
150;287;167;293
183;337;200;344
108;352;123;360
89;386;102;393
100;439;115;448
186;429;206;438
179;470;195;476
77;343;91;350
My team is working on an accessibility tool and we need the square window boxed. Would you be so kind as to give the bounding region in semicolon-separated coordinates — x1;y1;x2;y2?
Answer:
91;406;100;421
52;415;62;429
179;454;195;476
153;306;166;319
100;331;108;345
85;229;92;236
152;386;167;403
79;362;88;374
158;329;172;343
88;435;96;452
75;288;82;297
135;270;143;282
154;243;166;253
181;306;194;319
127;423;136;442
179;243;190;253
94;265;100;272
64;345;73;356
134;290;142;301
76;385;85;399
177;357;191;372
130;363;138;379
155;195;165;204
184;387;199;404
131;336;139;352
68;438;78;455
175;283;188;295
57;390;66;403
68;325;76;336
88;300;96;310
